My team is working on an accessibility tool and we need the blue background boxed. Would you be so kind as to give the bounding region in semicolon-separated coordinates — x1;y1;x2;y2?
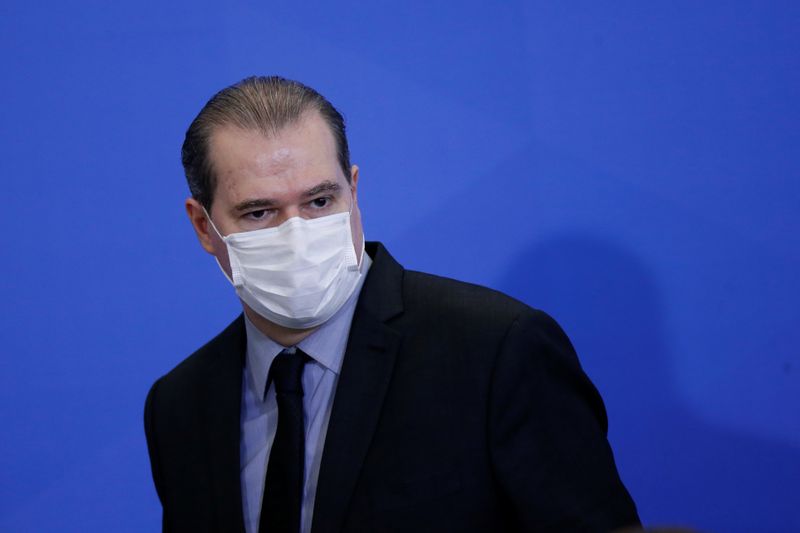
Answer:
1;1;798;532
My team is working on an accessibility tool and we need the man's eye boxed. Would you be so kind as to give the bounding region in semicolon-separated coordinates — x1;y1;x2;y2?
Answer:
310;197;330;208
248;209;268;219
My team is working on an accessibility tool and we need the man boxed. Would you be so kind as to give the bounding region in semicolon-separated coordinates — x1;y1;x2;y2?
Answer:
144;76;640;533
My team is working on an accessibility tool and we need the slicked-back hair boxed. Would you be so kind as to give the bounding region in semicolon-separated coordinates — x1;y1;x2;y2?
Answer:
181;76;351;210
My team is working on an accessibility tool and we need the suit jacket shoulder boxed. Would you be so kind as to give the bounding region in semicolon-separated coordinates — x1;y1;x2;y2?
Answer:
397;268;582;379
151;316;246;399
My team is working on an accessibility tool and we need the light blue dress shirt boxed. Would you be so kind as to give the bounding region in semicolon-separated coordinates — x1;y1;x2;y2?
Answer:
240;253;372;533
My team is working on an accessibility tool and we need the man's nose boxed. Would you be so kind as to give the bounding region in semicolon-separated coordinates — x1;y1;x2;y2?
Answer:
275;205;303;226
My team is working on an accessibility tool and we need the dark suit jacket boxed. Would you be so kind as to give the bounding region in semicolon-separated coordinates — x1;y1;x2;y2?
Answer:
145;242;639;532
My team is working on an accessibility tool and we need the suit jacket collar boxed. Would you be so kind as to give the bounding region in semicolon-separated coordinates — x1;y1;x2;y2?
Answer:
311;241;404;533
353;241;405;323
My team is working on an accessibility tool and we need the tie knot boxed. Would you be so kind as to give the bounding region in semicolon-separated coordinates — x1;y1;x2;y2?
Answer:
269;348;308;395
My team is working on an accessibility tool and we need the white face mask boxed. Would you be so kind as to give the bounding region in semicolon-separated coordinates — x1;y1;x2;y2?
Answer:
205;209;364;329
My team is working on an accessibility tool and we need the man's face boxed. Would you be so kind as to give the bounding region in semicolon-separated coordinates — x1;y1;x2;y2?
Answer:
186;111;363;279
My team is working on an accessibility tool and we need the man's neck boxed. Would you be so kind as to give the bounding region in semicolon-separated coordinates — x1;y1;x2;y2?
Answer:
243;305;318;347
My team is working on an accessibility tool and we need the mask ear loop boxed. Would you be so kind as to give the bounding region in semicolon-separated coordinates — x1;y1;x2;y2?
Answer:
202;206;227;240
202;206;236;285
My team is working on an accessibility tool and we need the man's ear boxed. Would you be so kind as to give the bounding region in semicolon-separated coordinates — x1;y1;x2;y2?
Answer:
185;198;216;254
350;164;360;200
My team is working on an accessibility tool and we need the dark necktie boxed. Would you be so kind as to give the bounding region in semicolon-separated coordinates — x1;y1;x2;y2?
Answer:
259;348;308;533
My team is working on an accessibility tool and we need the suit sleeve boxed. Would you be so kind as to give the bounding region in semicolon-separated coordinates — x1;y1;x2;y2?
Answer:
488;308;640;532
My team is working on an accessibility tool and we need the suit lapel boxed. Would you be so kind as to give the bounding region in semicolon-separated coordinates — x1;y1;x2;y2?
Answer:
311;243;404;533
203;316;247;533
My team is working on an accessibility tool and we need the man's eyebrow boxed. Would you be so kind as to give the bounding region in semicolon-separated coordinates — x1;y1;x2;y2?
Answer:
231;181;342;213
303;180;341;197
232;198;276;213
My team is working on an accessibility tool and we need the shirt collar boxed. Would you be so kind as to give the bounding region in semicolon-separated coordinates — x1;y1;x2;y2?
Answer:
244;252;373;398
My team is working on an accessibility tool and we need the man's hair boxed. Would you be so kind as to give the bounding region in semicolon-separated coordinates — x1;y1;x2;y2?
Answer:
181;76;351;210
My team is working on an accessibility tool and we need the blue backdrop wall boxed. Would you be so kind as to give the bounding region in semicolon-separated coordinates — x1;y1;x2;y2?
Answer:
1;2;798;532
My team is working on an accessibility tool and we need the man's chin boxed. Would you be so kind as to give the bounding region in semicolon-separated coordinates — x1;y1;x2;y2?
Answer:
242;303;318;345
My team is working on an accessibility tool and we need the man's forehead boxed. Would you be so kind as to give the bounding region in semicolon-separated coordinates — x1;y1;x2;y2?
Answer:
208;124;293;163
210;119;336;172
207;122;345;206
